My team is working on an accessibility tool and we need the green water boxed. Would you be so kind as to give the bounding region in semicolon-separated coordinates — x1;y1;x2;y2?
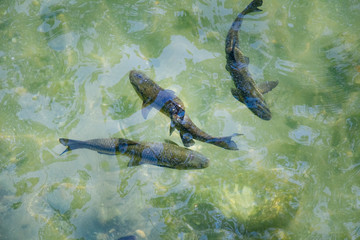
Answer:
1;0;359;239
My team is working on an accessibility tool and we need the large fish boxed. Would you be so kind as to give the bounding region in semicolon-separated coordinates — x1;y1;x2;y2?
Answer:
59;138;209;170
225;0;278;120
129;70;240;150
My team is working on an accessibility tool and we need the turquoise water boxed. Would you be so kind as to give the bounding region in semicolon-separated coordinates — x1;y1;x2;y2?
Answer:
1;0;360;239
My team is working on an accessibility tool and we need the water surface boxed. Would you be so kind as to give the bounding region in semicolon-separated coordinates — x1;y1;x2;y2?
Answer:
1;0;360;239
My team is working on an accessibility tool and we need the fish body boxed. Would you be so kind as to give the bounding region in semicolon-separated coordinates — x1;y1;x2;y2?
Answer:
225;0;278;120
59;138;209;170
118;235;136;240
129;70;240;150
117;236;136;240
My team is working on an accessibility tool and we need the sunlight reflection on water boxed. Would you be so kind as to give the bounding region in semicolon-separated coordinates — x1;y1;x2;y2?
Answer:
1;0;360;239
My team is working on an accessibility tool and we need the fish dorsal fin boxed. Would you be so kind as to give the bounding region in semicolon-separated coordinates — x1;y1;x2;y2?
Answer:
170;119;176;135
256;81;279;95
231;88;245;104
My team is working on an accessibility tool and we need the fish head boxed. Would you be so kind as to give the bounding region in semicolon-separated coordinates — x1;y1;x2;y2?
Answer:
244;96;272;120
196;154;210;168
179;151;210;169
129;70;154;99
129;70;147;84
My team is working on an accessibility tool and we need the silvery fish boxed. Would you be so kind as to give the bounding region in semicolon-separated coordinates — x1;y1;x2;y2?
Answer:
129;70;241;150
225;0;278;120
59;138;209;170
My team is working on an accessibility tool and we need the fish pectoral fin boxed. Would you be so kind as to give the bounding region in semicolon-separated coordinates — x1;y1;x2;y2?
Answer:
180;132;195;147
231;88;245;104
127;155;141;167
170;119;176;135
257;81;279;95
164;139;179;146
141;99;153;119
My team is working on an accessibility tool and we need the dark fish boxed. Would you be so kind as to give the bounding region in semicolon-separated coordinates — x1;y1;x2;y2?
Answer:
118;235;136;240
59;138;209;170
129;70;241;150
225;0;278;120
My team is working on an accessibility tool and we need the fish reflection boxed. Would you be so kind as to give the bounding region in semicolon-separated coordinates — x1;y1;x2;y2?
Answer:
59;138;209;170
225;0;278;120
129;70;241;150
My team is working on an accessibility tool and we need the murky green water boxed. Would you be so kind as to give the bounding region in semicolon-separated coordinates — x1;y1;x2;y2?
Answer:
1;0;360;239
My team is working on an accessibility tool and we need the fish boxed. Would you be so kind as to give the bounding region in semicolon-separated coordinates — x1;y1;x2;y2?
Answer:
117;235;136;240
129;70;241;150
225;0;278;120
59;138;209;170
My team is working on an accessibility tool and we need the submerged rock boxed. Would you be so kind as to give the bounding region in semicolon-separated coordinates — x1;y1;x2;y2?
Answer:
195;169;302;233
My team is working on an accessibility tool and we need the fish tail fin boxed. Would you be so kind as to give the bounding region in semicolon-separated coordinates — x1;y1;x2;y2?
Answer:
242;0;263;15
59;138;84;155
231;0;263;32
207;133;243;150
